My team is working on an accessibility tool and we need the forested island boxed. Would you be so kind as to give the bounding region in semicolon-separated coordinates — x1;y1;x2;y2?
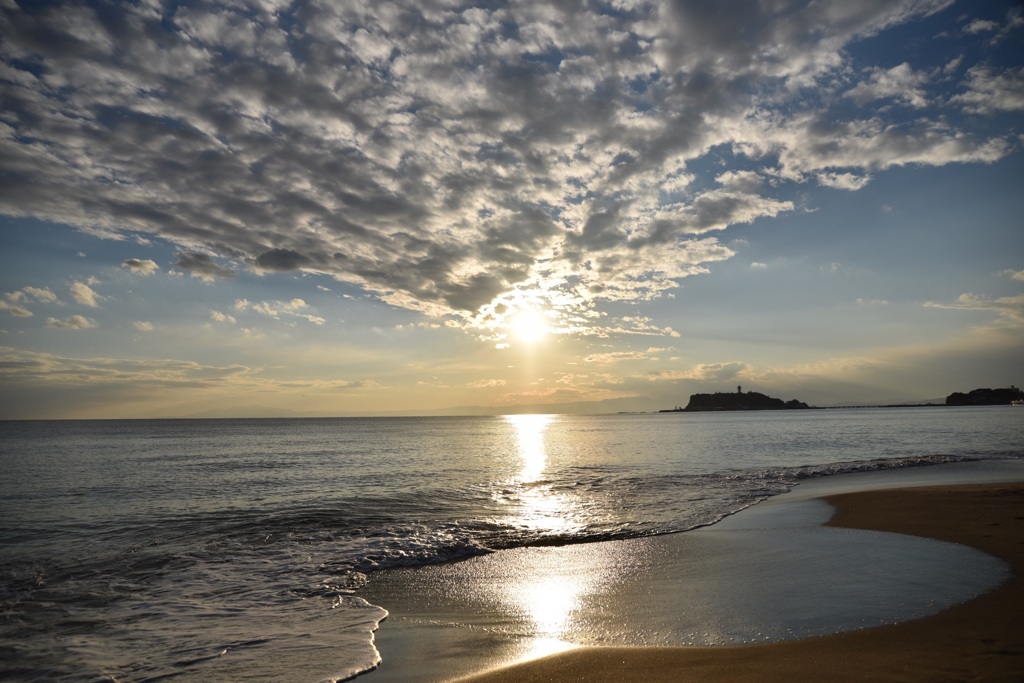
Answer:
946;386;1023;406
661;387;811;412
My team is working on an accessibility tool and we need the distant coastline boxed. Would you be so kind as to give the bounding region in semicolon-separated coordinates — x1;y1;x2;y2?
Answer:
819;403;944;409
660;385;1023;413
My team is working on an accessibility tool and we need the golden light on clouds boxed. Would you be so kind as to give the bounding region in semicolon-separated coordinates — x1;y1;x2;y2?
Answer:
1;0;1021;418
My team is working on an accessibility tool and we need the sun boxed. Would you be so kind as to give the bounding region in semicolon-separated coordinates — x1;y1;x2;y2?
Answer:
509;308;550;344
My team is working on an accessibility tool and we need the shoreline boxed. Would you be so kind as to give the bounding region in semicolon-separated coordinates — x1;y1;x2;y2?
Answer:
453;482;1024;682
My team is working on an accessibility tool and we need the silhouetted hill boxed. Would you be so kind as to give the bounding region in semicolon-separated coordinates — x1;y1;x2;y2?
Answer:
945;386;1023;406
663;390;811;412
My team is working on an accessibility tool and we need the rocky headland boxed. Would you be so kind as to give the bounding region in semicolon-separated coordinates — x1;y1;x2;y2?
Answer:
661;388;811;412
945;386;1023;406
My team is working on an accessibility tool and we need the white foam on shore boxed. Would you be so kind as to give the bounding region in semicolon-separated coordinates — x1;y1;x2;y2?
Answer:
360;460;1023;682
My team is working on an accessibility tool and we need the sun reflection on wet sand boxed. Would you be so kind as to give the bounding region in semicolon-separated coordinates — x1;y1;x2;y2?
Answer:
513;575;584;660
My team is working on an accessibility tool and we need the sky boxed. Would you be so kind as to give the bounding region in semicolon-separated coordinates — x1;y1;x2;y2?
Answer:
1;0;1023;419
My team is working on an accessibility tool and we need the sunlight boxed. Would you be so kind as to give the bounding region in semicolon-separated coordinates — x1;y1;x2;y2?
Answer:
509;308;550;344
500;414;581;535
520;576;578;636
506;413;552;482
499;544;629;662
515;486;578;534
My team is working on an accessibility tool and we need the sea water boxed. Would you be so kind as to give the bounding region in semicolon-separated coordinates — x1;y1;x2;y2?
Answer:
1;407;1021;681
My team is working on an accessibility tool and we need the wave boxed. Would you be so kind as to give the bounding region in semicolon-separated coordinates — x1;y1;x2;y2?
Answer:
320;453;983;580
9;453;984;608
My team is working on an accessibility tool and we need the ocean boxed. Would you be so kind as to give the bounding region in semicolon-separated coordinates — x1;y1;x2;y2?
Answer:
1;407;1021;682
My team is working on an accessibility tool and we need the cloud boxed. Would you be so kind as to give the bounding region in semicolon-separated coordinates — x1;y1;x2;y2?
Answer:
0;347;381;397
1;286;58;316
925;292;1024;327
468;378;506;389
0;300;33;317
122;258;160;275
254;249;313;272
0;346;386;417
768;116;1009;179
70;281;101;307
20;286;57;303
962;6;1024;44
649;190;795;237
0;346;251;387
1001;269;1024;281
650;361;753;382
133;321;154;331
584;351;659;365
845;63;931;108
173;252;236;282
47;314;96;329
252;301;278;318
0;0;1013;339
210;310;236;324
589;315;683;339
843;62;933;109
964;19;999;34
950;66;1024;114
815;172;873;191
246;298;324;325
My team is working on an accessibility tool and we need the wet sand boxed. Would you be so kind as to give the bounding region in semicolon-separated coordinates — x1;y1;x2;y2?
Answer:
454;482;1024;682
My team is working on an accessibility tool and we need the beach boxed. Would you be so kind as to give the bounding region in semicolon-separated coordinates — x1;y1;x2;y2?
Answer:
361;461;1024;683
451;481;1024;683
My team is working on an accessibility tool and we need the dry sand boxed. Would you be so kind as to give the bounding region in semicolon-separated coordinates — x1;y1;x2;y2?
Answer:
455;483;1024;682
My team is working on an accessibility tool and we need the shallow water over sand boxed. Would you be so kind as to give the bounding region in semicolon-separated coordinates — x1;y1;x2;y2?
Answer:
362;461;1020;682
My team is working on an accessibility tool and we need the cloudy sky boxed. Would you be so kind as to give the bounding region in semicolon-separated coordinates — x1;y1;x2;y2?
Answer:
1;0;1022;418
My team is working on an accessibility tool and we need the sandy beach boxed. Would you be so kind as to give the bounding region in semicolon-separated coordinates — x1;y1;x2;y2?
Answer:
454;482;1024;682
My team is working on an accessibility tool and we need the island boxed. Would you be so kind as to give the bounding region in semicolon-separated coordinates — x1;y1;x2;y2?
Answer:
661;386;811;412
945;386;1024;406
